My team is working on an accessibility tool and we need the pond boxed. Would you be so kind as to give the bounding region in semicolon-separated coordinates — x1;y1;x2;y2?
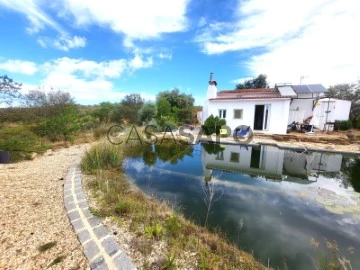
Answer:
123;142;360;270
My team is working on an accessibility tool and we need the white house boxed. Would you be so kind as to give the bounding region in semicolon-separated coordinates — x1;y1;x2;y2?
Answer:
202;75;351;134
202;74;292;135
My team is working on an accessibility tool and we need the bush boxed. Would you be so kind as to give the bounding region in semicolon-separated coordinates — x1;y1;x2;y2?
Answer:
334;120;352;130
93;124;110;139
81;143;122;173
355;119;360;130
0;125;45;152
202;115;226;135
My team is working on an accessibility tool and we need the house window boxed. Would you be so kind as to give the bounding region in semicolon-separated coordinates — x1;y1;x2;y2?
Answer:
216;151;224;160
234;109;243;119
219;109;227;119
230;152;239;163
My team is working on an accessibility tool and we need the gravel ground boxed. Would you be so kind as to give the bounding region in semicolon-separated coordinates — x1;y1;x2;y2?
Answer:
0;145;90;270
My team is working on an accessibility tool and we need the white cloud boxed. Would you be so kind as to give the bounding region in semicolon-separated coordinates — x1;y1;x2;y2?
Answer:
0;52;155;104
59;0;189;41
0;59;38;75
158;51;173;60
128;52;153;70
37;35;87;51
195;0;360;86
198;17;207;28
0;0;63;34
230;77;253;84
53;35;86;51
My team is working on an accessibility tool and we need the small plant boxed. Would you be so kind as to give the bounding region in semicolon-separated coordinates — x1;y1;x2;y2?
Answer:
144;223;163;240
114;200;132;216
38;241;57;252
81;143;122;173
164;215;182;237
162;253;177;269
310;238;353;270
48;255;65;267
89;206;105;217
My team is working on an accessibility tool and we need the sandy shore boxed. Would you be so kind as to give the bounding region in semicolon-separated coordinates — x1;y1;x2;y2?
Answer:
0;145;89;269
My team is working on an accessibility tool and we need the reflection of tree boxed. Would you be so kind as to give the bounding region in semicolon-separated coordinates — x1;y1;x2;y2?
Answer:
124;143;193;166
142;146;157;166
154;143;193;164
201;143;224;155
341;157;360;192
203;181;223;227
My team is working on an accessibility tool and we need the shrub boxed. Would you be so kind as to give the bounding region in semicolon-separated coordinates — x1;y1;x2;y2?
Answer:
164;215;182;237
81;143;122;173
93;124;110;139
0;125;46;153
115;200;132;216
144;223;163;240
202;115;226;135
334;120;352;130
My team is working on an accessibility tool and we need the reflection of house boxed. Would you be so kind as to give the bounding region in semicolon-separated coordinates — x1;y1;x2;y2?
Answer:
201;144;285;180
201;144;344;183
283;150;343;179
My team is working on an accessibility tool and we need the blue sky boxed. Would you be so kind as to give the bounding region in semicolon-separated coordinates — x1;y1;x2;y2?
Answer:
0;0;359;106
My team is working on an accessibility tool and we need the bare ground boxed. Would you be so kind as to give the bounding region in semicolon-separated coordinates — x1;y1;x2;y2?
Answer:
0;145;90;270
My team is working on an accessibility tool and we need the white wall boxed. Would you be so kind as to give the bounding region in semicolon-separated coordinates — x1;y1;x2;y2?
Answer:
207;98;291;134
331;99;351;121
289;98;314;123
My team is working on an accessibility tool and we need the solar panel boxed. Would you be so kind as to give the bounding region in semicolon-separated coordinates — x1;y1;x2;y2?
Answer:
292;84;327;94
278;86;297;96
292;85;311;93
308;84;328;93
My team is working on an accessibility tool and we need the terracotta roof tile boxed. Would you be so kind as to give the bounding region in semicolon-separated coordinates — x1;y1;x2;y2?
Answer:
212;87;290;100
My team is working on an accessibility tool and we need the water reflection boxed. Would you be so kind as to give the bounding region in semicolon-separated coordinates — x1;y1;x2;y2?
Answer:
123;143;360;270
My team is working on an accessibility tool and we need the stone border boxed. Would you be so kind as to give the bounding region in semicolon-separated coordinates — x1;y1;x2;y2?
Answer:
64;163;136;270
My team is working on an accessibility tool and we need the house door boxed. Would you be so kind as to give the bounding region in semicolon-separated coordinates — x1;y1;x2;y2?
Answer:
254;105;264;130
254;105;270;131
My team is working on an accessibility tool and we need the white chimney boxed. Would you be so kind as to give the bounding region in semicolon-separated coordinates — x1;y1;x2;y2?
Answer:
206;72;217;100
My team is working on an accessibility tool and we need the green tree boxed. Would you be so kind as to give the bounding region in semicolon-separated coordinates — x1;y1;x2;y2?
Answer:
92;102;115;123
40;105;80;142
111;94;144;124
140;102;157;124
328;81;360;127
156;97;172;118
0;75;22;105
235;74;268;89
24;89;74;117
156;88;194;124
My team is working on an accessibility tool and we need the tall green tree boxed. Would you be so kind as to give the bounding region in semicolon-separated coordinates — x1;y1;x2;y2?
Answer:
235;74;268;89
0;75;22;105
156;88;194;124
139;102;157;124
92;102;115;123
111;94;144;124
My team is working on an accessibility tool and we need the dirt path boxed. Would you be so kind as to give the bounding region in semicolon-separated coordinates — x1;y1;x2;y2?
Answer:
0;145;90;269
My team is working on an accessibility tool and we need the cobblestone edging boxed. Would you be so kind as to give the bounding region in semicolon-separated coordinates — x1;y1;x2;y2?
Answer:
64;163;136;270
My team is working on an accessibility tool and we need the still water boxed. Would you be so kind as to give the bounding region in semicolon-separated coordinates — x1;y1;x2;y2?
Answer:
123;143;360;269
